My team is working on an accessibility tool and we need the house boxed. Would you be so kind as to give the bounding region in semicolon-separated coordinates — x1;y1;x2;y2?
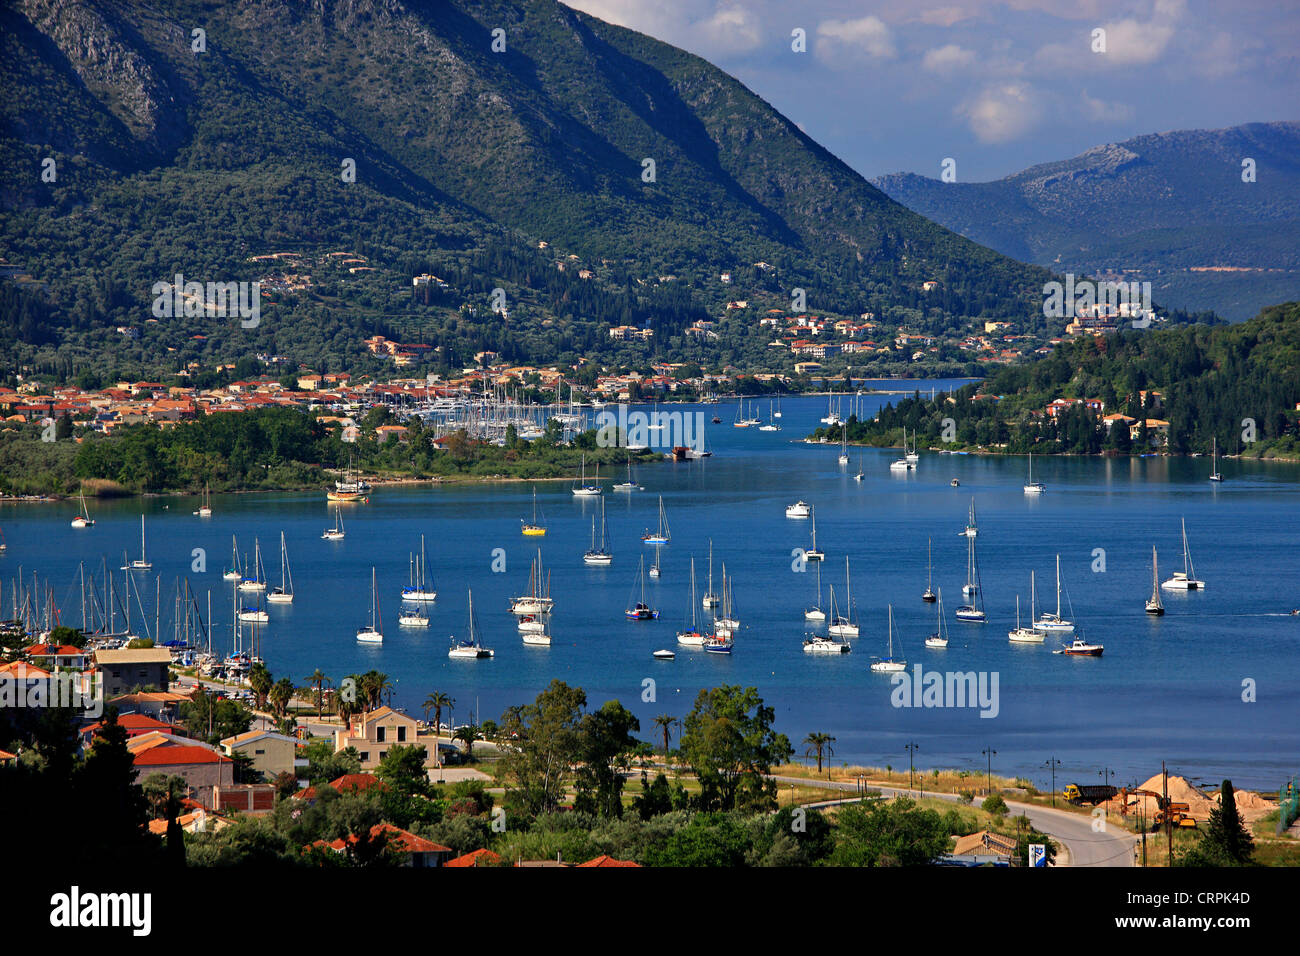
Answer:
293;772;390;803
80;713;179;747
445;848;503;868
310;824;453;867
950;829;1017;864
22;643;90;671
92;648;172;697
334;707;426;770
147;807;231;836
220;730;304;781
576;854;641;867
108;691;191;722
127;732;234;803
1130;418;1171;448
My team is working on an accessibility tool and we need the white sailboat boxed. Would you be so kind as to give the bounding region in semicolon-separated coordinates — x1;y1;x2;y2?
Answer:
713;563;739;637
238;539;266;592
1008;575;1044;643
921;538;936;602
905;428;920;463
322;506;345;540
827;558;859;638
805;506;825;562
510;551;554;615
955;532;986;622
642;495;670;544
402;534;437;601
122;516;152;570
870;605;907;672
572;454;601;496
960;498;978;537
701;539;720;608
625;556;659;620
1033;555;1074;634
1161;518;1205;590
267;531;294;604
1145;546;1165;615
449;589;493;657
583;499;613;565
676;557;706;646
925;589;950;648
195;482;213;517
612;457;643;493
238;597;268;624
520;611;551;646
1209;437;1223;482
1024;452;1045;494
838;426;850;465
222;536;242;580
649;544;663;578
71;489;95;528
804;559;826;621
356;567;383;644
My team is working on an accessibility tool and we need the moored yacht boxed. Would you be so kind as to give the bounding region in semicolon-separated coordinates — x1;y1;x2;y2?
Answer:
1161;518;1205;590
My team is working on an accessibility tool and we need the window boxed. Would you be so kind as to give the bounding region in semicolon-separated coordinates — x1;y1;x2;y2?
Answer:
254;749;265;755
376;726;385;742
397;726;406;742
360;752;369;762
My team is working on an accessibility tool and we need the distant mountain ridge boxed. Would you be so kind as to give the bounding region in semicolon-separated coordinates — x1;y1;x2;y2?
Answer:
871;122;1300;320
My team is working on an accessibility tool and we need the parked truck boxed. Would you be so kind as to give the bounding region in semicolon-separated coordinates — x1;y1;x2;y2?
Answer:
1063;783;1119;806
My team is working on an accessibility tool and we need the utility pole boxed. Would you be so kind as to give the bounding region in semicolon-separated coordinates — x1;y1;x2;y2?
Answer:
982;747;997;797
1045;757;1062;807
1099;767;1114;821
1164;761;1172;867
905;742;919;795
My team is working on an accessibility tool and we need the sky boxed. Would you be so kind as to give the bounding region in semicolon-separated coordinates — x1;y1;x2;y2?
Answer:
562;0;1300;182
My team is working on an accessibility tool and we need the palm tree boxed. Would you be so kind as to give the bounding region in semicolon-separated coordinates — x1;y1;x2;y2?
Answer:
454;724;482;760
248;662;273;710
305;668;327;720
652;714;675;766
804;732;836;774
424;691;454;739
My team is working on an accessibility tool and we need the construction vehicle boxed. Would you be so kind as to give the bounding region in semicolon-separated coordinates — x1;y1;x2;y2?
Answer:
1063;783;1118;806
1121;789;1197;829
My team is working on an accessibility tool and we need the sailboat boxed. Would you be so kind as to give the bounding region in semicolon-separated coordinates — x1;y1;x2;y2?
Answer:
642;495;670;544
905;428;920;463
701;540;720;608
1145;546;1165;615
583;499;613;565
960;498;979;537
625;556;659;620
238;539;267;591
870;605;907;672
612;457;643;493
195;482;213;517
1033;555;1074;634
322;506;345;540
890;428;914;471
356;567;383;644
1209;437;1223;482
925;589;950;648
1161;518;1205;590
713;563;739;637
520;610;551;646
759;400;781;431
853;452;865;482
238;593;268;624
773;396;782;419
805;506;825;562
827;558;859;638
1008;575;1044;643
921;538;936;602
572;454;601;496
402;534;438;601
71;489;95;528
510;551;554;615
837;427;850;465
449;589;493;657
122;516;152;570
649;544;663;578
805;567;851;653
267;531;294;604
223;536;243;580
1023;452;1045;494
522;486;547;535
676;557;706;646
804;559;826;621
955;533;986;622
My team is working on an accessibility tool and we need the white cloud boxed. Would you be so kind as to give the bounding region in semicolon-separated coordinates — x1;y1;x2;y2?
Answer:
1081;91;1135;123
697;5;763;55
959;83;1043;143
1096;0;1185;65
922;44;977;73
815;16;897;61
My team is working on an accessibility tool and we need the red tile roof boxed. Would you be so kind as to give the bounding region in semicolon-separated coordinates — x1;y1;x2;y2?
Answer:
576;854;641;868
445;848;502;867
132;745;231;767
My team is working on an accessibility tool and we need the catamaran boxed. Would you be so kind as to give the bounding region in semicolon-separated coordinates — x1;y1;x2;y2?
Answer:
1209;437;1223;482
71;489;95;528
701;539;720;608
238;539;267;592
1161;518;1205;590
955;533;986;622
625;556;659;620
925;589;950;648
356;567;383;644
267;531;294;604
122;516;152;571
785;500;811;519
827;558;859;638
449;589;493;657
1033;555;1074;634
870;605;907;672
195;482;213;517
223;536;243;580
921;538;936;603
1008;575;1044;643
642;496;670;544
322;507;345;540
572;454;601;496
401;534;437;602
1024;452;1045;494
676;557;706;646
805;506;825;562
522;486;547;535
583;499;613;565
1145;546;1165;615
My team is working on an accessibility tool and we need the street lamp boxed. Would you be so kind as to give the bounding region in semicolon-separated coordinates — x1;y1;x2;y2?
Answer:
905;742;919;795
982;747;997;796
1045;756;1062;807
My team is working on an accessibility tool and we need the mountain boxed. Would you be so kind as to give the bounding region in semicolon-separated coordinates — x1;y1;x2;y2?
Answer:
871;122;1300;321
0;0;1052;380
